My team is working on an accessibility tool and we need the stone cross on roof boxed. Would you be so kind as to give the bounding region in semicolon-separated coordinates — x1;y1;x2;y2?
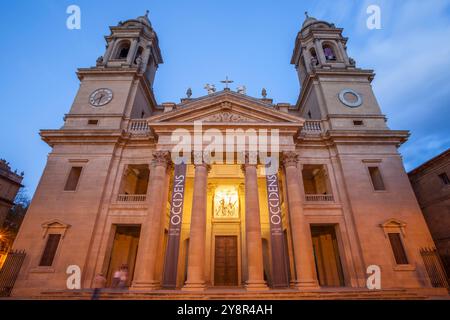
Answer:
220;76;234;90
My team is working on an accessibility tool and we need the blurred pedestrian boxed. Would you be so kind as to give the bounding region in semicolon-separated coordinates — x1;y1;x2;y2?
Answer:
118;265;129;289
112;267;121;288
91;273;106;300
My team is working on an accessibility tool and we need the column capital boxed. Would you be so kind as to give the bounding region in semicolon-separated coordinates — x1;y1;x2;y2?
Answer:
152;151;172;168
194;162;211;173
240;151;258;173
282;151;299;168
192;151;211;172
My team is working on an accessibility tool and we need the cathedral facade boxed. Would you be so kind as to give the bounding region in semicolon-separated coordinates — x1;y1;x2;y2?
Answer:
10;13;447;298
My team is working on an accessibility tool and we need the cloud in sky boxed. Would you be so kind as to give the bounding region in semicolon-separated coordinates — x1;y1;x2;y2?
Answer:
349;0;450;171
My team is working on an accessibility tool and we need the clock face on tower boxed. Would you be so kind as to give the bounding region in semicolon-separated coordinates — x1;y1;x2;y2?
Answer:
338;89;363;108
89;88;113;107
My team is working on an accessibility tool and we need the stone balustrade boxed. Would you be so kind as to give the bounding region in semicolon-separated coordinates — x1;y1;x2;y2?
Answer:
128;119;150;135
117;194;147;202
305;194;334;202
302;120;323;134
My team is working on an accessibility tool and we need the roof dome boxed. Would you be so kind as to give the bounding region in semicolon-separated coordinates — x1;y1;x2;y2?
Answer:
302;12;318;28
136;10;152;27
300;12;333;30
302;12;317;27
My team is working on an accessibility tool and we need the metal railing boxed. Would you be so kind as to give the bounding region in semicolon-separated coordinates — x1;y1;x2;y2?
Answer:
421;247;449;288
305;194;334;202
117;194;147;202
0;250;26;297
128;119;150;135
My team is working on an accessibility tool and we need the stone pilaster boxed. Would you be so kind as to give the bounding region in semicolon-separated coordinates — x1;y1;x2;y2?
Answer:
282;151;319;289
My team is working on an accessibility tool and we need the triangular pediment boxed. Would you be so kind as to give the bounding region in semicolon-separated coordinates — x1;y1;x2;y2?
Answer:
41;219;71;238
380;218;407;229
148;90;303;124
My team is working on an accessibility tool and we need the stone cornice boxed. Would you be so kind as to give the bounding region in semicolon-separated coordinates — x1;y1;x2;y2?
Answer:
40;129;125;147
324;129;409;146
296;129;410;147
76;67;140;80
149;122;302;135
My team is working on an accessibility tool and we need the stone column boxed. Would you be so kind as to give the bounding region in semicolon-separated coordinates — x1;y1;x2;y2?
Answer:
314;39;326;65
183;161;210;291
103;39;116;63
302;46;313;73
127;38;139;65
337;41;350;65
132;151;171;290
283;151;319;289
242;156;268;291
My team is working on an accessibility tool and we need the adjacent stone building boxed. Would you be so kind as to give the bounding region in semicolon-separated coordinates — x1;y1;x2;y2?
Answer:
0;159;23;267
0;160;23;228
409;149;450;280
9;13;447;298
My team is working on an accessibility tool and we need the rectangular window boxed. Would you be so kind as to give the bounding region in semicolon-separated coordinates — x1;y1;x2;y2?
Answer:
368;166;385;191
64;167;82;191
39;234;61;266
388;233;408;265
353;120;364;126
88;119;99;125
438;173;450;185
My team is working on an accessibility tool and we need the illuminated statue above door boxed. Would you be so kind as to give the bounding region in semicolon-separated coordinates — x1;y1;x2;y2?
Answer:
214;186;239;219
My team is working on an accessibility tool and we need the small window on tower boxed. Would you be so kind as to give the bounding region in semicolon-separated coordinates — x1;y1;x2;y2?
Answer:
368;166;386;191
64;167;83;191
323;45;337;61
88;119;99;125
353;120;364;126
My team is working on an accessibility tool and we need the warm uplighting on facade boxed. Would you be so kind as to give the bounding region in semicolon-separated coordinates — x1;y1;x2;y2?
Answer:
214;186;239;219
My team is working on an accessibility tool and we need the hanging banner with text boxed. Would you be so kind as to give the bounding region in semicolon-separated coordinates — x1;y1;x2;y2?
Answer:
265;169;290;288
162;162;187;289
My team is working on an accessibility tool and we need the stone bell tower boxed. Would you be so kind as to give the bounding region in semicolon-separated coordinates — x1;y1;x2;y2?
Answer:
63;11;163;130
291;13;388;131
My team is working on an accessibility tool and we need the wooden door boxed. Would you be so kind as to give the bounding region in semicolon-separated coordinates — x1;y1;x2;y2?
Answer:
311;226;345;287
214;236;238;286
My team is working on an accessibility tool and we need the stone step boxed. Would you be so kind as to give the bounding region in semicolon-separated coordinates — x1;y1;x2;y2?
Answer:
37;288;429;300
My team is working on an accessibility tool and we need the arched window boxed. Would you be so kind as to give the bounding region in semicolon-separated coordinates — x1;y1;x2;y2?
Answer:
323;44;337;61
115;41;131;60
